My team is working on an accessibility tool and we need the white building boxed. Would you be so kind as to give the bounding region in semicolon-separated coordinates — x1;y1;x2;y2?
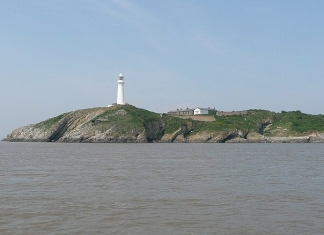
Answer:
168;108;194;116
194;107;212;115
117;73;125;105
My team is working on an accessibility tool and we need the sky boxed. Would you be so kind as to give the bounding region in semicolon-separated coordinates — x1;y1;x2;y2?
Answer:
1;0;324;138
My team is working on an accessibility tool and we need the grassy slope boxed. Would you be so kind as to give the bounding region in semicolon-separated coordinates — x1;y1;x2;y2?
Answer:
191;110;273;134
96;105;190;135
93;105;160;134
269;111;324;135
191;109;324;136
33;106;324;137
35;114;66;129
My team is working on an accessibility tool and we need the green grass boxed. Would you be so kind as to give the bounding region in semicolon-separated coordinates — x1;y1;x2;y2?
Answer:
161;116;188;134
190;109;324;135
279;111;324;133
96;105;191;135
35;106;324;137
190;110;272;133
35;114;65;129
93;105;162;133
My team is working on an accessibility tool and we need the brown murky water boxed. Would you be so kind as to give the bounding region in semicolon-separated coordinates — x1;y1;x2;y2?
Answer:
1;142;324;235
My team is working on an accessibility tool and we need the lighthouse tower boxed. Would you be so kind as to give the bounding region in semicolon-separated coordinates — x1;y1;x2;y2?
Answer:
117;73;125;105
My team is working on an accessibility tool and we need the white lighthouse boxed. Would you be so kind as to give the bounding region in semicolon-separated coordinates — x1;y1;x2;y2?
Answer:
117;73;125;105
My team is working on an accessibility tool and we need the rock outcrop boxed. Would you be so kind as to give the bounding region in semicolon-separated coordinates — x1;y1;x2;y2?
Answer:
3;105;324;143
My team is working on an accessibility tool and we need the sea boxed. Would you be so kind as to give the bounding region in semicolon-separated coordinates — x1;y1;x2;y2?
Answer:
0;142;323;235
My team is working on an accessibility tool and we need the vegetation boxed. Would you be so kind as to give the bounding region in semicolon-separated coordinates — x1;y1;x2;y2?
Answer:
189;109;324;135
95;104;159;124
271;111;324;134
35;105;324;137
91;105;162;135
92;105;198;137
93;106;324;136
35;114;65;129
161;115;188;134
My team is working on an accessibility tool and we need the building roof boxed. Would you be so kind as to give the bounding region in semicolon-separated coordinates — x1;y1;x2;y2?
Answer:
194;107;215;110
168;108;194;113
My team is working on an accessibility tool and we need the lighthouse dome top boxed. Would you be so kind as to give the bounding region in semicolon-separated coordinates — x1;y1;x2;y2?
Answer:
118;73;124;81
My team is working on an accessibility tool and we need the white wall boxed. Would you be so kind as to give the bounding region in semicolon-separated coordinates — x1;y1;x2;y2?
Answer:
194;108;209;115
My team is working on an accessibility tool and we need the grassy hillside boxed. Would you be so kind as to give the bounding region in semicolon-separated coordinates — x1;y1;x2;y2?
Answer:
95;105;159;126
269;110;324;135
35;113;66;129
33;105;324;139
192;109;324;136
96;105;194;136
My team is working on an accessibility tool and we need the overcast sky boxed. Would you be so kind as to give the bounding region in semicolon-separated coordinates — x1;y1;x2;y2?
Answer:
1;0;324;138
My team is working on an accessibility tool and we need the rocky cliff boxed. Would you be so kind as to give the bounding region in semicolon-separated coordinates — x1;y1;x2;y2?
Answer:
3;105;324;143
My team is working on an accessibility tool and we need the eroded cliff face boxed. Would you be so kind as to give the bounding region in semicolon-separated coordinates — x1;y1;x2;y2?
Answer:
3;106;324;143
144;119;166;142
4;108;105;142
4;106;167;143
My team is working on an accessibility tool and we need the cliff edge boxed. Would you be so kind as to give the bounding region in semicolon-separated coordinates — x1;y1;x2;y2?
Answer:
3;105;324;143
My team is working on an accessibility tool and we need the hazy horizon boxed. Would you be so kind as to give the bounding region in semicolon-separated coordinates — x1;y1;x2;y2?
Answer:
1;0;324;138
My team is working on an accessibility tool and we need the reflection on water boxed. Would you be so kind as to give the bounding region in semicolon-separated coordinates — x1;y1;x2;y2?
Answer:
1;142;324;235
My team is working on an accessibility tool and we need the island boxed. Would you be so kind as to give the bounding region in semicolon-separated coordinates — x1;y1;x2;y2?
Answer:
3;105;324;143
